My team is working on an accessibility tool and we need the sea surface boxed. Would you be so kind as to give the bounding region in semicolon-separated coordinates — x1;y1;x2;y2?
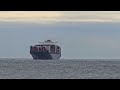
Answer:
0;58;120;79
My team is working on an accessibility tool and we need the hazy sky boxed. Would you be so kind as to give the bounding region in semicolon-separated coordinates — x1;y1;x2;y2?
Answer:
0;11;120;59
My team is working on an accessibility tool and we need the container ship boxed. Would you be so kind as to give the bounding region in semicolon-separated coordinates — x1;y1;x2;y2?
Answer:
30;40;61;60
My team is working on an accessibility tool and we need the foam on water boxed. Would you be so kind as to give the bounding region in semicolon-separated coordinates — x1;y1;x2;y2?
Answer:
0;58;120;79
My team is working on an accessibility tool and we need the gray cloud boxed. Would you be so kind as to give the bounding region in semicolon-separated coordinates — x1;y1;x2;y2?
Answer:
0;11;120;23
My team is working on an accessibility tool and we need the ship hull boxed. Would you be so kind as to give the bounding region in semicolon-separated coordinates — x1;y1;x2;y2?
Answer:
30;51;61;60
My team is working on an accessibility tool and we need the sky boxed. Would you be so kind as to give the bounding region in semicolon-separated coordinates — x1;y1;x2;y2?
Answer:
0;11;120;59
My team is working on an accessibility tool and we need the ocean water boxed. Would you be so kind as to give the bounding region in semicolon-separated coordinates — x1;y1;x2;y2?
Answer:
0;58;120;79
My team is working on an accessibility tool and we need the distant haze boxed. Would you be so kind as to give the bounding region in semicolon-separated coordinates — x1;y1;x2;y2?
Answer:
0;11;120;59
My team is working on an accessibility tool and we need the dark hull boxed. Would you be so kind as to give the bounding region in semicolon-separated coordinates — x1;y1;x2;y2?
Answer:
30;51;53;60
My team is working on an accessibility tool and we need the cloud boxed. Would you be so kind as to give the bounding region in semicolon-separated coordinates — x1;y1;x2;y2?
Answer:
0;11;120;23
0;11;62;24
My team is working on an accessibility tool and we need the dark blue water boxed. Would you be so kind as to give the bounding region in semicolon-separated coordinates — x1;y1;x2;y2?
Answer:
0;58;120;79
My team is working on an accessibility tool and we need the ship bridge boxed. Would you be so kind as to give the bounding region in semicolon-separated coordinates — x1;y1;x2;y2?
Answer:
38;40;58;45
